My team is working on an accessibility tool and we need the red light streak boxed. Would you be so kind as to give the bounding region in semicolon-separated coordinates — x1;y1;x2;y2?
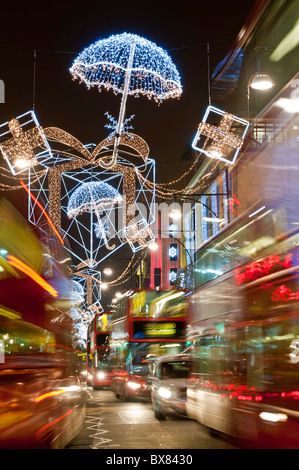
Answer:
7;255;58;297
20;179;64;245
35;409;73;438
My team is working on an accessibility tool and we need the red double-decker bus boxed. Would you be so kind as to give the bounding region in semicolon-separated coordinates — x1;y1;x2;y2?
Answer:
110;289;187;400
87;312;113;389
0;198;86;448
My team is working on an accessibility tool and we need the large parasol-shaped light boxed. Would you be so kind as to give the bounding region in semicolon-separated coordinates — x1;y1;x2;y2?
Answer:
70;32;182;168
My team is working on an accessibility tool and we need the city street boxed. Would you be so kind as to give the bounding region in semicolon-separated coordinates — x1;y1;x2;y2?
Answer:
1;0;298;452
67;387;237;450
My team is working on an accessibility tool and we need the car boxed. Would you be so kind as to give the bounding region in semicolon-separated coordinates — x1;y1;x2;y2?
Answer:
151;354;192;420
113;356;154;401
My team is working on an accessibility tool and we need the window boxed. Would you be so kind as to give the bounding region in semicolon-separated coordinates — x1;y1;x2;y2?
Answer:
169;243;178;261
169;268;178;286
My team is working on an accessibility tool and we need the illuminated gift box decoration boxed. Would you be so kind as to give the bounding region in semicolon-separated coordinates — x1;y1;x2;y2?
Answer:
124;218;155;253
191;105;249;165
26;153;155;268
0;111;53;175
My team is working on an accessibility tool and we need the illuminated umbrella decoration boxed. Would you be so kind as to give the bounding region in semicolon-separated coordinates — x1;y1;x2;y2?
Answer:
67;181;123;251
70;32;182;168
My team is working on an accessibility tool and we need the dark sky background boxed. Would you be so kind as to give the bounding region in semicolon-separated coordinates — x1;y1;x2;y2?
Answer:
0;0;256;184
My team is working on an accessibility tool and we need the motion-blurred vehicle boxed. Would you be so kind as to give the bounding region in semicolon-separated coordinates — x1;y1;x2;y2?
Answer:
87;312;113;389
151;354;192;420
187;200;299;448
0;199;86;448
113;351;153;400
110;289;188;401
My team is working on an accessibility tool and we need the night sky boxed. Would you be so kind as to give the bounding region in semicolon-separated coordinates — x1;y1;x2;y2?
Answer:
0;0;256;184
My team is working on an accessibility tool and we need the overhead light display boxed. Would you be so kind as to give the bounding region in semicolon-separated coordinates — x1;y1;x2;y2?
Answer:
191;105;249;165
0;111;53;176
70;32;182;168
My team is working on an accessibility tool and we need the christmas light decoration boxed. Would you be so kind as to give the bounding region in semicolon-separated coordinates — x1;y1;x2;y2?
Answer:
0;111;53;175
192;105;249;165
70;32;182;101
46;156;155;267
169;268;178;284
70;279;85;305
15;120;155;268
124;218;155;252
70;32;182;168
72;264;103;314
67;181;123;217
169;245;178;259
67;181;123;251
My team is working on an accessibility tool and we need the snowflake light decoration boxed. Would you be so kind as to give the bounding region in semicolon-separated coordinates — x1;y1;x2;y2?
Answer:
70;32;182;168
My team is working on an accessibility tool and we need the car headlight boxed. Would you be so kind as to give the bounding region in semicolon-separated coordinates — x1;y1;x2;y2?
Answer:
97;371;105;379
127;381;141;390
259;412;288;423
158;387;172;399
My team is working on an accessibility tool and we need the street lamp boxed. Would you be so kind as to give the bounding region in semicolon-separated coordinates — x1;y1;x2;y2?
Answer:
247;48;274;118
248;72;274;91
169;208;182;220
103;267;112;276
148;241;159;251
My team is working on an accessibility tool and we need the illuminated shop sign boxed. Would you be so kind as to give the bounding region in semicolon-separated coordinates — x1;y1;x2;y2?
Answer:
132;321;184;339
234;253;296;285
271;284;299;302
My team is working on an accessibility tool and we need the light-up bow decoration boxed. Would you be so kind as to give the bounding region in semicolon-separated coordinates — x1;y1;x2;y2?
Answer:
70;32;182;168
67;181;123;251
191;105;249;165
0;110;156;267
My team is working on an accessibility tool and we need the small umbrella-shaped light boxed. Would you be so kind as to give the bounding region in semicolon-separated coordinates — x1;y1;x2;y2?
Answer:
67;181;122;250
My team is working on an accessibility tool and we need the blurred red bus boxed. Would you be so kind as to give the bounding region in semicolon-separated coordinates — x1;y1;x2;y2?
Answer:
0;199;86;448
86;312;113;389
186;200;299;448
110;289;187;400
